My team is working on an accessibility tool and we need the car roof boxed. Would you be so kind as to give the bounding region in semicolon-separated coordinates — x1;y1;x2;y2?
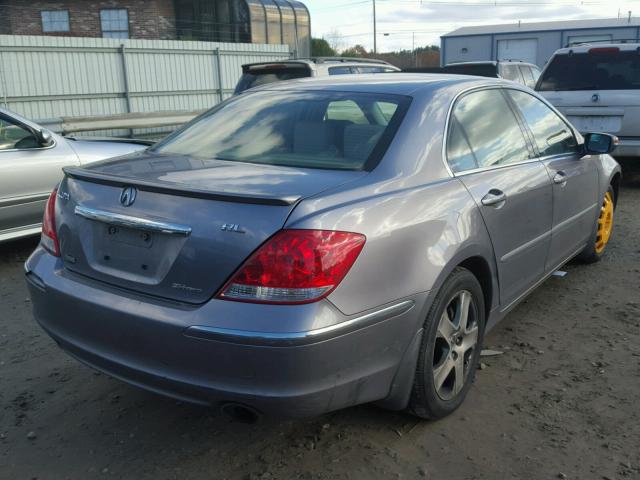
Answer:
446;60;537;67
554;42;640;54
446;61;498;67
250;73;510;96
242;57;397;68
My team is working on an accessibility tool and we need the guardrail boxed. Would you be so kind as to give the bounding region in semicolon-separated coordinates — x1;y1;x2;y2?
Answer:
38;110;205;135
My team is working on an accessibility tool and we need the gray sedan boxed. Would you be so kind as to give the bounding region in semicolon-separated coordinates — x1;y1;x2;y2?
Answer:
0;108;148;243
25;74;620;421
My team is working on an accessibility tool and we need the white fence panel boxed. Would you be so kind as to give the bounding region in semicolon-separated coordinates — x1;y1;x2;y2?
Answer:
0;35;290;137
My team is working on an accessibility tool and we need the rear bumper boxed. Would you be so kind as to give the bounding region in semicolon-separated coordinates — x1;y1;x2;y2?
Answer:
25;247;426;417
613;137;640;158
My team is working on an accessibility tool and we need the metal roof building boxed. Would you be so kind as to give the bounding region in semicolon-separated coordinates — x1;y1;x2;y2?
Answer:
441;17;640;67
177;0;311;57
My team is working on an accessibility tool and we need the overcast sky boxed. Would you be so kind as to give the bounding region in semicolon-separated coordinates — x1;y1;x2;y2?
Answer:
303;0;640;52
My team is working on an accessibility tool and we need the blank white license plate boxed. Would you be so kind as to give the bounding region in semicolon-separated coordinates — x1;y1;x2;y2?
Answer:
567;115;621;133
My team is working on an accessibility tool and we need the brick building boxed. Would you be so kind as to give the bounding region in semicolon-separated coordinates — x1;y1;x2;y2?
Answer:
0;1;176;39
0;0;310;55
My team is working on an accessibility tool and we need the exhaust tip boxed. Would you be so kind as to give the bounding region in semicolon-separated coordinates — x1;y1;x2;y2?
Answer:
220;402;261;424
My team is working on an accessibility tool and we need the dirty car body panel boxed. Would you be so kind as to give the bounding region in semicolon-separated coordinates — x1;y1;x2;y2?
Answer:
25;74;621;417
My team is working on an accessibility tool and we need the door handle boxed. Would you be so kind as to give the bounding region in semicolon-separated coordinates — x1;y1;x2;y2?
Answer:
481;189;507;207
553;171;567;186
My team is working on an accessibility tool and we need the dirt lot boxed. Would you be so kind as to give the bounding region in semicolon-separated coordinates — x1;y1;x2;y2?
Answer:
1;163;639;480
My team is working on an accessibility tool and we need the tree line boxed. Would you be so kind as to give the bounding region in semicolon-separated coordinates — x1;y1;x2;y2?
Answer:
311;38;440;69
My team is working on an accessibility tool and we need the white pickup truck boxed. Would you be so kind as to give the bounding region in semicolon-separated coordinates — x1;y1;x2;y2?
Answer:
536;42;640;157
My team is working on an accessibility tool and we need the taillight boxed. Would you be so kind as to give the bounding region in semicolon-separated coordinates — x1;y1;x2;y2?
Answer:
589;47;620;55
41;188;60;257
218;229;366;304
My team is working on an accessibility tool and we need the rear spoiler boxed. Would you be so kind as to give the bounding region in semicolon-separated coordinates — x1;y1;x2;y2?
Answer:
242;62;310;73
64;135;157;147
62;167;300;207
66;136;156;146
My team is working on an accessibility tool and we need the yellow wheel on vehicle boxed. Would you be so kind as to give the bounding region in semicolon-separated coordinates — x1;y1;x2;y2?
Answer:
595;191;614;254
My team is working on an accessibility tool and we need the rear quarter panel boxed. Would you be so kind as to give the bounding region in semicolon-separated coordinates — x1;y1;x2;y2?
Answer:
287;177;497;318
285;83;499;318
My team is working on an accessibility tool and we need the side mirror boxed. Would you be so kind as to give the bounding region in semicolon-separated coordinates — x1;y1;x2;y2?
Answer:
37;129;54;147
583;132;618;155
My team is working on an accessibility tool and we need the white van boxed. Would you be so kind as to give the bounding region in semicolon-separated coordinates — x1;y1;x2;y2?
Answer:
536;42;640;157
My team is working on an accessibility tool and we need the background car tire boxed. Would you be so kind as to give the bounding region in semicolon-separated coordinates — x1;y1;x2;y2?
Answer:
408;267;486;420
577;185;616;264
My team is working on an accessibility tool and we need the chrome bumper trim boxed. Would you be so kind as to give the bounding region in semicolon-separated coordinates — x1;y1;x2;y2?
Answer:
184;300;416;347
74;205;192;236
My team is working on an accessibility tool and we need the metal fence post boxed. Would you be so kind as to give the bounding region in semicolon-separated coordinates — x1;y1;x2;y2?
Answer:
214;47;224;103
119;44;134;137
0;60;8;108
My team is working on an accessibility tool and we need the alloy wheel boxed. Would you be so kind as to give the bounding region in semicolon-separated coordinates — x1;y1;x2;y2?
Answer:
432;290;479;401
595;191;614;254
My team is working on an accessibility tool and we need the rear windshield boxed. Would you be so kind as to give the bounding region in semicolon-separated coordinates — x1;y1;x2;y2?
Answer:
234;67;311;94
152;91;410;171
537;51;640;91
442;64;498;78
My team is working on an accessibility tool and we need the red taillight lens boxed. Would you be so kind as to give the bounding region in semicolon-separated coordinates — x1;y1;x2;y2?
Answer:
589;47;620;55
218;229;366;304
41;188;60;257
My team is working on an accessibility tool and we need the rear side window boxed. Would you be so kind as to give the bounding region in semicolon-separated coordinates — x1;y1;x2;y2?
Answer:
443;64;499;78
537;50;640;91
329;66;354;75
500;64;524;83
356;66;385;73
447;89;530;172
519;66;537;88
153;91;410;171
507;90;578;157
234;66;311;94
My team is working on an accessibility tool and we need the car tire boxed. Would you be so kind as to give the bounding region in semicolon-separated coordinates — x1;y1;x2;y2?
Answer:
408;267;486;420
577;185;616;264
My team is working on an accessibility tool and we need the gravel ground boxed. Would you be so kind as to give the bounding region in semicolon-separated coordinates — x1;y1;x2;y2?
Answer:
1;162;639;480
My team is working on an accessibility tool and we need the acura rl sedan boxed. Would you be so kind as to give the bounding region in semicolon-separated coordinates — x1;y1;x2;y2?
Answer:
25;74;621;421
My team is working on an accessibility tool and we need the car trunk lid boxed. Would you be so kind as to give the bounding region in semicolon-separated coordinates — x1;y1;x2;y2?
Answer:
541;90;640;136
57;153;365;304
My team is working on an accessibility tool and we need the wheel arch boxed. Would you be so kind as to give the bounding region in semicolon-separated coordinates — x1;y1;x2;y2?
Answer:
458;255;494;321
378;250;497;412
610;172;621;207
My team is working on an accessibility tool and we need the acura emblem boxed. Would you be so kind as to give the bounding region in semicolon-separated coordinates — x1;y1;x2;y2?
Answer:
120;186;137;207
592;93;600;103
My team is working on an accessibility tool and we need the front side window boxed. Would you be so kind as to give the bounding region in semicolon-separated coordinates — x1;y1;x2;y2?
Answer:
152;91;409;171
507;90;578;157
0;117;39;151
41;10;70;32
101;9;129;39
447;88;530;173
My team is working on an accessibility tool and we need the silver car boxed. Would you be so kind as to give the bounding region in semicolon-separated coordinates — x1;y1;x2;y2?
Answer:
0;107;148;243
25;74;620;421
536;42;640;157
234;57;400;94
